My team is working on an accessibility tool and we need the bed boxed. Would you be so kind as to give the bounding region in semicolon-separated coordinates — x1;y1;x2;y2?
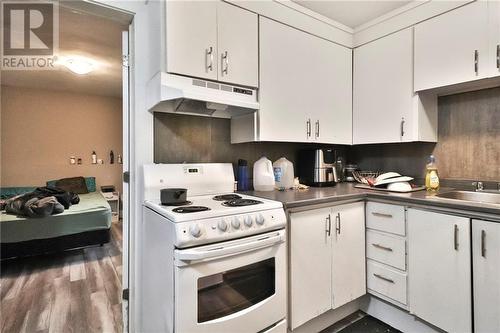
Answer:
1;190;112;259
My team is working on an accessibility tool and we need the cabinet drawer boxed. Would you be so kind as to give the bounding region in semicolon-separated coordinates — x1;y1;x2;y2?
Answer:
367;260;407;305
366;202;405;236
366;230;406;271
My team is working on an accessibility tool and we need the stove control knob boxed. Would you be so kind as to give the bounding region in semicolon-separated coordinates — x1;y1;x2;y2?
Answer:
189;224;202;238
231;217;241;229
256;214;265;226
244;216;253;227
218;220;228;232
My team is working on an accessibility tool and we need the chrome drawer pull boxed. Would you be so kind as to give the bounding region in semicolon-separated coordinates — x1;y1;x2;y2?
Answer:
481;230;486;258
372;212;393;218
454;224;459;251
373;273;395;284
372;243;393;252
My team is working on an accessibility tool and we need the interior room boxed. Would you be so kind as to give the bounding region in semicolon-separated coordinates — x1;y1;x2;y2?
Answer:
0;3;129;332
1;0;500;333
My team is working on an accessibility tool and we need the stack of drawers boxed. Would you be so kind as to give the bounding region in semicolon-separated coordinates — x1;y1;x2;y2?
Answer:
365;202;408;309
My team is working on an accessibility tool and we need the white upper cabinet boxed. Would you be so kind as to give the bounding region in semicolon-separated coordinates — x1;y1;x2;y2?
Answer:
354;28;437;144
236;17;352;144
166;1;218;81
216;2;258;87
414;1;491;91
166;1;258;87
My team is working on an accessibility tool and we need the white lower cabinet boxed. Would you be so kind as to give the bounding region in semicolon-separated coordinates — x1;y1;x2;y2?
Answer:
473;219;500;333
407;208;472;333
289;202;365;330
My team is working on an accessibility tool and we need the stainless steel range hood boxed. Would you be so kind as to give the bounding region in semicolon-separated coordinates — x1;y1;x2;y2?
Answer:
146;72;259;118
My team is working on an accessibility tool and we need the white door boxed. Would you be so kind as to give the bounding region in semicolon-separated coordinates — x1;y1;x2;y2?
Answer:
473;219;500;333
490;0;500;77
331;202;366;309
414;1;490;91
408;209;472;332
290;207;332;330
166;1;217;80
353;28;413;144
259;17;352;144
217;2;258;87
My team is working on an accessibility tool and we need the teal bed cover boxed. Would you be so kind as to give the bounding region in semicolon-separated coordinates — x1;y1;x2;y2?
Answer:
1;192;112;243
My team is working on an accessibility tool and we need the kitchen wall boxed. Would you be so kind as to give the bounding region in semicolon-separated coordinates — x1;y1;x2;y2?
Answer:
1;85;124;192
154;112;346;181
350;87;500;182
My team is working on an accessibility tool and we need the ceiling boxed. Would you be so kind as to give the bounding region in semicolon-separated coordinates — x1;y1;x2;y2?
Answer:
1;4;130;98
292;1;414;29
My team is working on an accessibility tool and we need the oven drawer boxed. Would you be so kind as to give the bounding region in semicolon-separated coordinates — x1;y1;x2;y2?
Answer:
366;202;406;236
366;230;406;271
367;260;407;305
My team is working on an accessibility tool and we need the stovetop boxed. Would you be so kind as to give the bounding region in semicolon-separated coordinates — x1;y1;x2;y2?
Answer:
144;193;283;223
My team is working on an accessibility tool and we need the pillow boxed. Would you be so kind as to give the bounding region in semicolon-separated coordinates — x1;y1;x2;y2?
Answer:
47;177;96;192
54;177;89;194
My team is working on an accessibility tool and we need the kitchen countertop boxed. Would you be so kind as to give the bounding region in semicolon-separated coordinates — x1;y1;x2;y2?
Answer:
244;183;500;219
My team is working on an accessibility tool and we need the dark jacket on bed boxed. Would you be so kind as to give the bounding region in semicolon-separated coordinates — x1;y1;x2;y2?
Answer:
4;186;79;218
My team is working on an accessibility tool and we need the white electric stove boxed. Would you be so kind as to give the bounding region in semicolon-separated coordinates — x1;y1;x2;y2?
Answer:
141;163;287;333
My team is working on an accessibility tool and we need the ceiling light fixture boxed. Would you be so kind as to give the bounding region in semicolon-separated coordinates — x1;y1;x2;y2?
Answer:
64;58;94;75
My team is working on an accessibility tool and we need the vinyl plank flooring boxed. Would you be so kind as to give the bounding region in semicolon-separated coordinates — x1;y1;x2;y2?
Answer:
1;222;122;333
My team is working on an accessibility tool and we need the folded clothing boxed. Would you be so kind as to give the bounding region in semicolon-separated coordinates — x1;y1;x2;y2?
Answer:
4;186;79;218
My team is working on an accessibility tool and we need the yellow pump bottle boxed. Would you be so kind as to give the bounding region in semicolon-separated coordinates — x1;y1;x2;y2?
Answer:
425;155;440;191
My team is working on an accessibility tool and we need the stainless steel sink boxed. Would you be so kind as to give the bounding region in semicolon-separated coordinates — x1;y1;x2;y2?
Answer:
436;191;500;204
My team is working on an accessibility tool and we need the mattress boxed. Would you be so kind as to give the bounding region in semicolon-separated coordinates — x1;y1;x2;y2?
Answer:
0;192;112;243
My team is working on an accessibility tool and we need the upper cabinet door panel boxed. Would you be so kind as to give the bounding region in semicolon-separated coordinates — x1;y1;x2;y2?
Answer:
166;1;218;80
414;1;490;91
354;28;413;144
217;2;258;87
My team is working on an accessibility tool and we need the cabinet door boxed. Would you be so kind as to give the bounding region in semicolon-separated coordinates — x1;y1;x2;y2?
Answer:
408;209;472;332
473;220;500;333
290;208;332;329
217;2;258;87
166;1;217;80
331;202;366;309
490;1;500;77
414;1;490;91
354;28;413;144
259;17;352;143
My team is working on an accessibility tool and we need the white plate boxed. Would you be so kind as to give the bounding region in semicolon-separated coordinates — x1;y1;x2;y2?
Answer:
374;176;414;187
375;172;401;183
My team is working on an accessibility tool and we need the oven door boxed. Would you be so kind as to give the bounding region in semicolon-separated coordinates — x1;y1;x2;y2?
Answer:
173;229;286;333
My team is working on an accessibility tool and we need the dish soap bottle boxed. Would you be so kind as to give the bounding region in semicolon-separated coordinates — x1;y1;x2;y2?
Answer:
425;155;440;191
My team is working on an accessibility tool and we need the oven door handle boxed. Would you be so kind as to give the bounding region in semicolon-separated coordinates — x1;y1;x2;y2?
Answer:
175;231;285;263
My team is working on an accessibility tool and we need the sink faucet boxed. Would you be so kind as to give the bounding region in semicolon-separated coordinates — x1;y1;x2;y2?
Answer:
473;181;484;192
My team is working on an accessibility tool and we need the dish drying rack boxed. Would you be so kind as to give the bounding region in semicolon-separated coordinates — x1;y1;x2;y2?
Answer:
352;171;382;184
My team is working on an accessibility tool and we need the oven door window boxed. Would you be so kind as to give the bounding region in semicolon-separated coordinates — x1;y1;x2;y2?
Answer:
197;258;275;323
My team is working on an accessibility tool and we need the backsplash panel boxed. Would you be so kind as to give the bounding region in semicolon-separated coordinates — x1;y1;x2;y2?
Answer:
350;87;500;182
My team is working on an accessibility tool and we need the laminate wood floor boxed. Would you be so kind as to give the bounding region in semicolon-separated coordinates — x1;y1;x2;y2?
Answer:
0;221;123;333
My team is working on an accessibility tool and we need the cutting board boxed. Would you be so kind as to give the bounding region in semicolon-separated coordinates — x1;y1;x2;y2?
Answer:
355;184;426;193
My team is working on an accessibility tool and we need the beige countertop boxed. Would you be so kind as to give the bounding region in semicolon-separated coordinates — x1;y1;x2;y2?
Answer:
244;183;500;220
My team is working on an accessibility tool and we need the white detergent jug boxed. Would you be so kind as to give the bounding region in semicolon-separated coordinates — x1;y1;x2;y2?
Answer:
273;157;294;189
253;157;275;191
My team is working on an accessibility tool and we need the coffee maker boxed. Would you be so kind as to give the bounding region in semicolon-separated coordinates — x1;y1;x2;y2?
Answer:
297;149;339;187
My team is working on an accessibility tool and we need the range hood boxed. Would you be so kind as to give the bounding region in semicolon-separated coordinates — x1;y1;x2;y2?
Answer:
146;72;259;118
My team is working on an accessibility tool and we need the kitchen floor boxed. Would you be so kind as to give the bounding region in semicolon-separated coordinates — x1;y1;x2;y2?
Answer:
322;312;401;333
0;221;123;333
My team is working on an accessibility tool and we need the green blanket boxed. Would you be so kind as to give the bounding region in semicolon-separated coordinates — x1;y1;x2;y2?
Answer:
1;192;112;243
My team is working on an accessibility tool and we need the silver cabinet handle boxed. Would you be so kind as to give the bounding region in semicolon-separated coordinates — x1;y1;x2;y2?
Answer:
326;214;331;237
335;213;341;235
372;243;393;252
372;212;393;218
222;51;229;75
306;119;311;138
315;120;320;139
474;50;479;75
400;117;405;138
481;230;486;257
206;47;214;72
496;45;499;70
373;273;394;284
454;224;459;251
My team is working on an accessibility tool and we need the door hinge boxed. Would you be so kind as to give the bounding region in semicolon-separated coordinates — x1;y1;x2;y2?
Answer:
122;54;130;67
122;288;129;301
123;171;130;183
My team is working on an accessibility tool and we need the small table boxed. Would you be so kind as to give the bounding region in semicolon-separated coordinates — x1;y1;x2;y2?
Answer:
101;191;120;222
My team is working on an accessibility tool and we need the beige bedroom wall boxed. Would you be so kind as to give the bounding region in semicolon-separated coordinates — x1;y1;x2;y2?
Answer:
1;85;123;193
